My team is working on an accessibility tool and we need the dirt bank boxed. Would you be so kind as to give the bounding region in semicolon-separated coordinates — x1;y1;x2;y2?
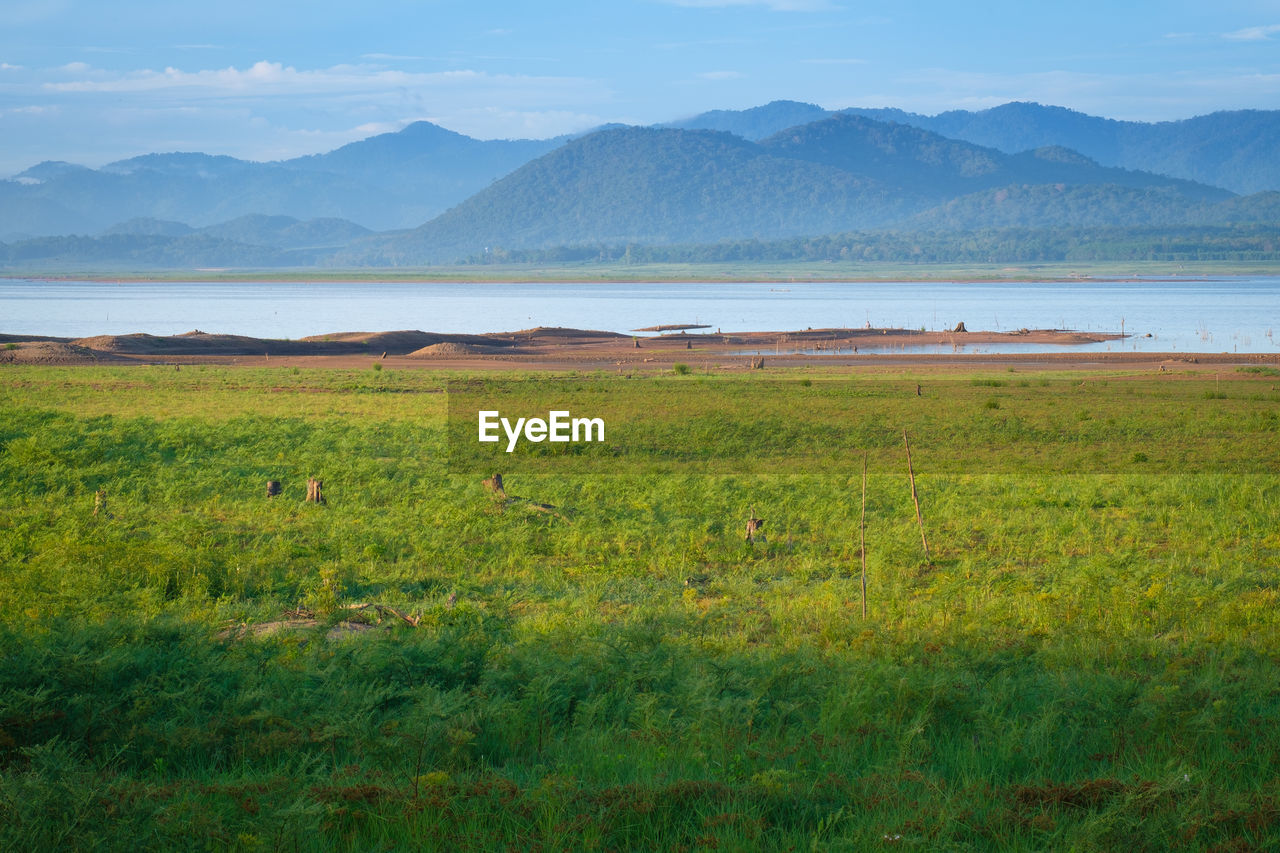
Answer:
2;325;1275;371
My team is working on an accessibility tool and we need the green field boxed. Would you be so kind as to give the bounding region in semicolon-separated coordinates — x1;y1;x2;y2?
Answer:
2;365;1279;850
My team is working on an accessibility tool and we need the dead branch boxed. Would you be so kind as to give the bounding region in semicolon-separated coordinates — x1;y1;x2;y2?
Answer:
343;602;421;627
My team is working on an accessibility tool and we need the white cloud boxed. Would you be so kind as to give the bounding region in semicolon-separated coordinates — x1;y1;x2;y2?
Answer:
1224;24;1280;41
39;61;606;109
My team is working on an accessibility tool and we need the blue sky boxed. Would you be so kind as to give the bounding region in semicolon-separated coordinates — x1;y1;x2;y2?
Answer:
1;0;1278;174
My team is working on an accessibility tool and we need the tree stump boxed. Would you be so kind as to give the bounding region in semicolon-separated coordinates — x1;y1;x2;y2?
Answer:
952;322;967;333
483;473;506;498
745;510;765;543
266;480;282;498
305;478;325;504
750;357;765;370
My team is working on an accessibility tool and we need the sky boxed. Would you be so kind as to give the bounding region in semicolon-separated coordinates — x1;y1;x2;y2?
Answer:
1;0;1278;175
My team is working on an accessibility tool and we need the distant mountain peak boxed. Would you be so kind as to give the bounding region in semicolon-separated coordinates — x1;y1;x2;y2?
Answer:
664;100;831;140
15;161;94;181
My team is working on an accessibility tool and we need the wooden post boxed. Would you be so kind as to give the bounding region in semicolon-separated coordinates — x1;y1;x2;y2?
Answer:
860;451;868;619
266;480;281;498
903;430;929;560
483;473;506;498
305;477;325;504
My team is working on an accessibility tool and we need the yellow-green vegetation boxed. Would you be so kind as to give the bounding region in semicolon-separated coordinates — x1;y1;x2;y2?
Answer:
2;365;1279;850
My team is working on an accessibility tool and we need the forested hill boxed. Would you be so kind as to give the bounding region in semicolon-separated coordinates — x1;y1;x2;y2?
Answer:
673;100;1280;195
351;127;919;265
349;117;1238;264
3;101;1279;268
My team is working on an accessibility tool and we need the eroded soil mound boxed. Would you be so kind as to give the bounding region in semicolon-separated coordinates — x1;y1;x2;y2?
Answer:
0;341;131;365
408;342;514;356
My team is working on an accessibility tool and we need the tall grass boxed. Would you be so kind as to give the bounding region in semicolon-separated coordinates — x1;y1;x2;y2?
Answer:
1;365;1278;849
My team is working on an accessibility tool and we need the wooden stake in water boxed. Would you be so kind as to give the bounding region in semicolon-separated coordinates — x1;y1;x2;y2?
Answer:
903;430;929;561
860;451;868;619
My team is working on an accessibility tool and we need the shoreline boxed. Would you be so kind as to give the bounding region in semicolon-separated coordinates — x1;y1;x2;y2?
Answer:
3;326;1277;371
4;260;1278;285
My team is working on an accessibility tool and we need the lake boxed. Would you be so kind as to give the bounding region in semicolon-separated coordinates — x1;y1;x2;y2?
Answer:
2;277;1277;353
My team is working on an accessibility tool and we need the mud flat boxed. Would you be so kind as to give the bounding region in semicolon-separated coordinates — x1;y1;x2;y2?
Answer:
2;325;1275;371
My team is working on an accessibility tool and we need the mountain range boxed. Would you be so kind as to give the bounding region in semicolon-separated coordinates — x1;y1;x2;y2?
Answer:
2;101;1278;267
670;100;1280;195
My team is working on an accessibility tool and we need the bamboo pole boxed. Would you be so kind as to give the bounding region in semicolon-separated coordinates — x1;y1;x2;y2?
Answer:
903;430;929;561
860;450;868;619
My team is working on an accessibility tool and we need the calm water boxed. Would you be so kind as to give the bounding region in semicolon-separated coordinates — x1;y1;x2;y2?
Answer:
2;277;1278;353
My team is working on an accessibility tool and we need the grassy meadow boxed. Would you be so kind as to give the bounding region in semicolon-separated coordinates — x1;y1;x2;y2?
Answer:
1;364;1279;851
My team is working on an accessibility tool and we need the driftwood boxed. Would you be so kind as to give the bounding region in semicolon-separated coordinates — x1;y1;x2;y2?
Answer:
343;601;421;627
218;602;422;641
903;431;930;562
305;477;325;504
860;451;868;619
482;473;571;521
266;480;282;498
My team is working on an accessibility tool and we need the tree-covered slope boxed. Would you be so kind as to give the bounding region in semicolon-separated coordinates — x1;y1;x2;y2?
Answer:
363;127;918;264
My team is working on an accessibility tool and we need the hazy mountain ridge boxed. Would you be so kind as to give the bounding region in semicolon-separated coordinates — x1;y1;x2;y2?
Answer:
674;100;1280;195
0;123;569;238
2;101;1278;268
